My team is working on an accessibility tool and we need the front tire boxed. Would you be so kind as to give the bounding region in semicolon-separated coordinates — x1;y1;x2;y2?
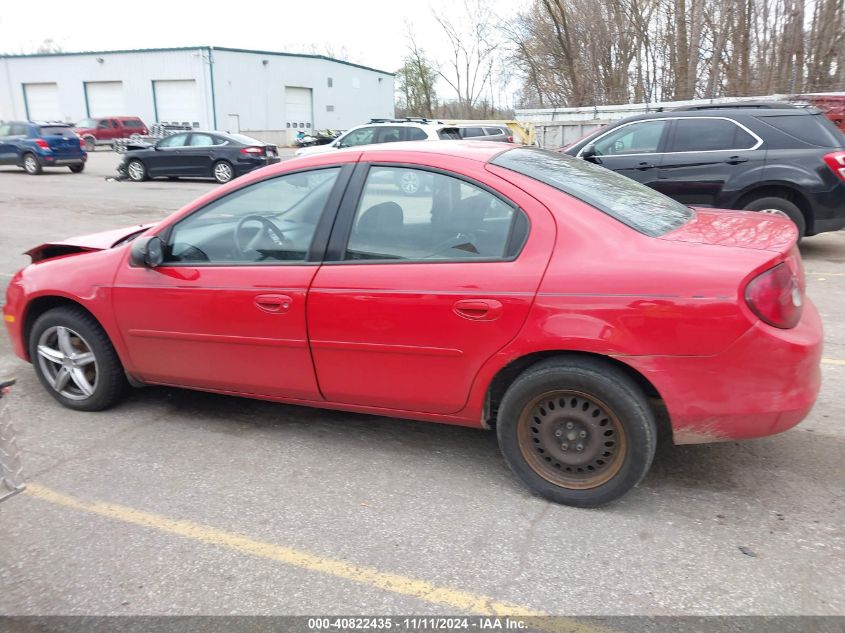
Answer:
127;159;147;182
743;196;806;238
28;306;127;411
497;357;657;508
213;160;234;184
23;153;42;175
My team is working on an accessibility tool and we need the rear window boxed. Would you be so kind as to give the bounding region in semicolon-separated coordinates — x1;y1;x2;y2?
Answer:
758;113;844;147
229;133;263;145
39;126;77;138
438;128;462;140
123;119;144;128
491;148;693;237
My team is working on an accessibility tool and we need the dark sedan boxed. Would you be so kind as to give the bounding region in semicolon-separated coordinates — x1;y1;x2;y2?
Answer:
118;131;280;184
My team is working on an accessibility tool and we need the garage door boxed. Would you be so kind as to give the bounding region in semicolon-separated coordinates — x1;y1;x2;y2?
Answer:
24;83;61;121
85;81;125;117
153;80;200;126
285;87;313;129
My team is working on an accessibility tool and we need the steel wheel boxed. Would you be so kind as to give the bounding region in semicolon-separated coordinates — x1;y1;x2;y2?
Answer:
36;326;98;401
213;161;234;183
23;154;40;174
517;389;627;490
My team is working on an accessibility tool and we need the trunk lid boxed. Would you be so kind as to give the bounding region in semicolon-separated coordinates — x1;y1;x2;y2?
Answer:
659;208;798;252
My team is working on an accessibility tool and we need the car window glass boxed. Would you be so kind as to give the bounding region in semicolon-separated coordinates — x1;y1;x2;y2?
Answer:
39;126;76;138
97;120;110;129
406;127;427;141
341;127;376;147
0;124;10;136
669;118;756;152
11;124;28;136
345;167;519;262
376;127;403;144
157;133;189;148
111;120;120;128
592;120;667;155
123;119;143;128
492;148;692;237
165;168;340;264
190;133;215;147
438;128;462;140
759;114;843;147
461;127;486;138
485;128;505;135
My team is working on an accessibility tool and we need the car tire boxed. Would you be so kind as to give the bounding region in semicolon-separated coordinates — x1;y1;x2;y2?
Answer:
28;306;127;412
22;153;42;175
83;136;96;152
213;160;234;184
496;357;657;508
743;196;806;238
69;164;85;174
127;159;147;182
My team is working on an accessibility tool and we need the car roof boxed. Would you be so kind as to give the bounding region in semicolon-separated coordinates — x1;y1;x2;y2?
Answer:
304;140;511;165
619;106;818;122
31;121;70;127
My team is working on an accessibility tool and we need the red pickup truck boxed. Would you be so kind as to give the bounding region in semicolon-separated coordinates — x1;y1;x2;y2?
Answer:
73;117;149;151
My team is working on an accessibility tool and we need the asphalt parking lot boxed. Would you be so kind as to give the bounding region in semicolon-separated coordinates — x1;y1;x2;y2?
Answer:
0;151;843;620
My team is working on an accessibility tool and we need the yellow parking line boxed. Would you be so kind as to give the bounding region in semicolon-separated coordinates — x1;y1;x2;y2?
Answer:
822;358;845;366
24;483;608;633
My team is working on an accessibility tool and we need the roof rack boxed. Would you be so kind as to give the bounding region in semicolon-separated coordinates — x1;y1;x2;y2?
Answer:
368;117;444;124
672;101;798;111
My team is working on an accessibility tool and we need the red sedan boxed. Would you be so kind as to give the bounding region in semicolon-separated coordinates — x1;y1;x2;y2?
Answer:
2;142;822;507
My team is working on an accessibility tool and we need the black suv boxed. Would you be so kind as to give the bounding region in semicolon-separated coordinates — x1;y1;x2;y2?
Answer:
563;103;845;237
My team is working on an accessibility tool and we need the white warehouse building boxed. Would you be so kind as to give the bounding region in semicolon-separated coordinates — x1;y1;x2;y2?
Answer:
0;46;395;145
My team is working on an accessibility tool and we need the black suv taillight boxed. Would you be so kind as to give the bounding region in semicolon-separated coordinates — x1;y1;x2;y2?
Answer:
823;151;845;181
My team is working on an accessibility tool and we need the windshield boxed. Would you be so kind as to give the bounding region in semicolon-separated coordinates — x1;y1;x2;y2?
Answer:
75;119;97;129
491;148;693;237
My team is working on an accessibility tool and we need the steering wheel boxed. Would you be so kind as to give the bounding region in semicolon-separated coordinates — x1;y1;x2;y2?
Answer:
234;214;292;257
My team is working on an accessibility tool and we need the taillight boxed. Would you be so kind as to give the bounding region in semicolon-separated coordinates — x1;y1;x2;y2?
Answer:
240;146;266;155
823;151;845;181
34;138;50;150
507;135;514;143
745;261;803;329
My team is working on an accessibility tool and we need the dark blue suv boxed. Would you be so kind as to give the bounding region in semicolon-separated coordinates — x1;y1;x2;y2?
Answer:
0;121;87;175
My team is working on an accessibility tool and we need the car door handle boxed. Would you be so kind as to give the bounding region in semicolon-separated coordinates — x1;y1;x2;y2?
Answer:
635;161;656;170
725;155;749;164
453;299;504;321
254;294;292;313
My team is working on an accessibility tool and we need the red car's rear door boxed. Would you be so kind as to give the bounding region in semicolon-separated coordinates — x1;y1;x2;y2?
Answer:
307;160;555;414
112;165;352;399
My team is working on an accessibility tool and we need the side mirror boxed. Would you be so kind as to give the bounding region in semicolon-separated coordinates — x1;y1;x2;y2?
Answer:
581;144;601;164
130;235;165;268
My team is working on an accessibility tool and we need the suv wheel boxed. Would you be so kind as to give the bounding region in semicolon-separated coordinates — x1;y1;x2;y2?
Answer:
497;357;657;507
743;197;806;238
23;153;42;175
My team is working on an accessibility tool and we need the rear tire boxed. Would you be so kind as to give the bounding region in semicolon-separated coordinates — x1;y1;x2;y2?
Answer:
28;306;127;411
23;153;42;175
213;160;234;184
69;164;85;174
743;196;806;238
497;357;657;508
127;159;147;182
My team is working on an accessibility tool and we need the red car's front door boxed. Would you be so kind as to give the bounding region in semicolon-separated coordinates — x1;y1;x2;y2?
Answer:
112;166;348;399
307;162;555;414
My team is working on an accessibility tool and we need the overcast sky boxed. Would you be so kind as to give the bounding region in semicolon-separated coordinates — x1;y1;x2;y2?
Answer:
0;0;522;102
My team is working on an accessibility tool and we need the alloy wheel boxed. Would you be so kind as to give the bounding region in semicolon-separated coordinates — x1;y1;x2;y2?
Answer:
517;389;627;489
36;326;98;401
24;155;38;174
214;162;233;183
399;171;421;194
127;161;145;181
